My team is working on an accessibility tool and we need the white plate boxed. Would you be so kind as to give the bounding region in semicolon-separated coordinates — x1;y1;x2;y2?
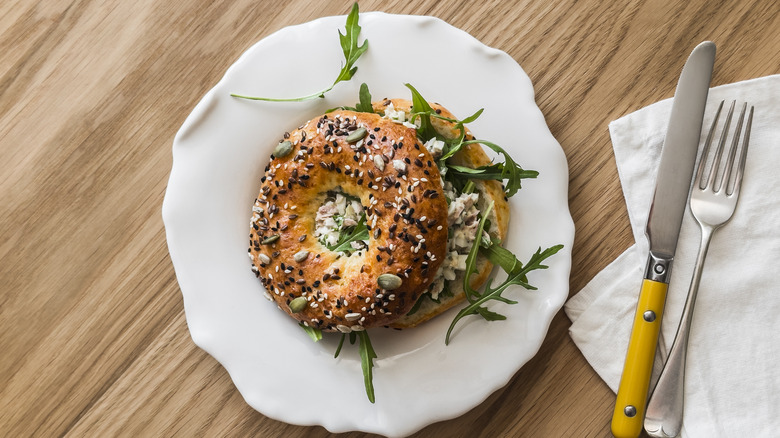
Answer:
163;11;574;438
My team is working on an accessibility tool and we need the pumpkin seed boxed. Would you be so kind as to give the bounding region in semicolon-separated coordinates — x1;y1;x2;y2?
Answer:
377;273;402;290
261;234;279;244
345;127;367;143
273;140;293;157
289;296;307;313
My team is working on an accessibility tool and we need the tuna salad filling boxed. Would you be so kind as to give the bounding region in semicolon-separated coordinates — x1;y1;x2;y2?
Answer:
426;175;482;300
315;191;369;255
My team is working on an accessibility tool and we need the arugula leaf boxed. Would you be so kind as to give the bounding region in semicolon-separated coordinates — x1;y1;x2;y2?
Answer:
447;140;539;197
231;3;367;102
402;84;536;197
327;213;369;253
330;330;376;403
357;330;377;403
436;109;484;160
334;333;346;358
480;237;522;275
476;305;507;321
327;82;374;113
299;323;322;342
462;202;494;303
446;243;563;344
404;83;439;140
355;83;374;113
445;202;563;344
406;282;454;316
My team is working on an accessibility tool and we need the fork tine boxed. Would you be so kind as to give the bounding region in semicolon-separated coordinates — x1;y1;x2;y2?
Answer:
717;102;747;194
730;105;754;196
695;100;724;190
705;101;735;190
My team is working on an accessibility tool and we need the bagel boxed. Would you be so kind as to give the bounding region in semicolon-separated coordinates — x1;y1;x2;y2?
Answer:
373;99;510;329
248;110;449;332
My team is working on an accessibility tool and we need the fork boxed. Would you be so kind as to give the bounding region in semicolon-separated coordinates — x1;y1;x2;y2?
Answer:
643;100;754;438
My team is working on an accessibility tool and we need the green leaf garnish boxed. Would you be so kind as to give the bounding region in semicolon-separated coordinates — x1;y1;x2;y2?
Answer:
357;330;377;403
445;202;563;344
327;212;370;253
334;333;346;358
299;323;322;342
355;83;374;113
480;237;522;274
461;202;495;303
404;83;439;140
231;3;367;102
447;140;539;197
402;84;536;197
334;82;375;113
333;330;377;403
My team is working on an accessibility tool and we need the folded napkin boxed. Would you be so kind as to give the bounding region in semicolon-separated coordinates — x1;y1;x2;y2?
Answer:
566;75;780;438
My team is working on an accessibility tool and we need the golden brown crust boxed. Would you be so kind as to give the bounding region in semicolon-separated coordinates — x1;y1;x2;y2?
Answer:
249;110;448;331
376;99;510;329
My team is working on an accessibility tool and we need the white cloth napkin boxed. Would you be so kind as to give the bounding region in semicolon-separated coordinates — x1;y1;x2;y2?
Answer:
565;75;780;438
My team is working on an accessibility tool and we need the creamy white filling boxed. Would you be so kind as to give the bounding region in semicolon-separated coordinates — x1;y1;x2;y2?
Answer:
423;137;445;159
427;185;482;299
315;193;363;248
383;102;419;129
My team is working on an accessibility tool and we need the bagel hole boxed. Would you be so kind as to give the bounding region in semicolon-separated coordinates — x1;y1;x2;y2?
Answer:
314;189;370;256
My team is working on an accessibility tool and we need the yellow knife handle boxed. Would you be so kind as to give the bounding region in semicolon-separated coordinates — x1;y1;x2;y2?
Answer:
611;279;668;438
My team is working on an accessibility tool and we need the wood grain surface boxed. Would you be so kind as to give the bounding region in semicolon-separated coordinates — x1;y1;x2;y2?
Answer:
1;0;777;436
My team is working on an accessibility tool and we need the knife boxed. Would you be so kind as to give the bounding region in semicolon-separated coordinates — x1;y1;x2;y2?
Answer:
611;41;716;438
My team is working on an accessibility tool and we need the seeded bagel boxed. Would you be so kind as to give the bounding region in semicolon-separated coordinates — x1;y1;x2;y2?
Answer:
249;110;448;332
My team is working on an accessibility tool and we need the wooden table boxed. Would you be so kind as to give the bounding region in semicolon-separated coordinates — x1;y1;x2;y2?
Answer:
2;1;777;436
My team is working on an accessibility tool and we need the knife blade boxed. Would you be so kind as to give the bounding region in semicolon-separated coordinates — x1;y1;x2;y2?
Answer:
611;41;716;438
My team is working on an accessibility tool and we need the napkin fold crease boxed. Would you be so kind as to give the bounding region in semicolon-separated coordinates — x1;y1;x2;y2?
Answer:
565;75;780;438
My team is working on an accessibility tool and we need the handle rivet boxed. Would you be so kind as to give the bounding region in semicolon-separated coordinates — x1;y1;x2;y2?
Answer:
643;310;656;322
624;405;637;417
654;263;665;274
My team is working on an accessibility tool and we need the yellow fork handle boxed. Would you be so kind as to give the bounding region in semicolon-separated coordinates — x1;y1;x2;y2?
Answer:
611;279;668;438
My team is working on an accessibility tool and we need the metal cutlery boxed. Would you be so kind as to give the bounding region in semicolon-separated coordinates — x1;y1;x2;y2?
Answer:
644;100;754;438
611;41;715;438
